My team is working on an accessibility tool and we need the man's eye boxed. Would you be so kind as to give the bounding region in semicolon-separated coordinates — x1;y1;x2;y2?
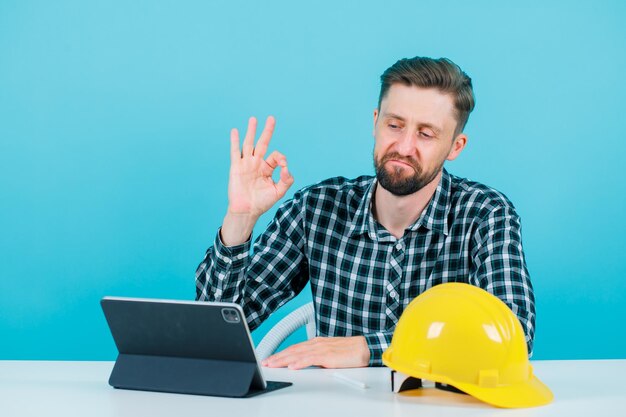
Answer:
389;124;400;130
420;131;433;138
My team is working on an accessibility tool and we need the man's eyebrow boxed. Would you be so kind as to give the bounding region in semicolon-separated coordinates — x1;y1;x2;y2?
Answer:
418;122;443;135
382;112;443;134
382;112;406;121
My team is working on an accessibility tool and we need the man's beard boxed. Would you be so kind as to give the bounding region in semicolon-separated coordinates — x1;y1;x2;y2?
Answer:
374;151;442;196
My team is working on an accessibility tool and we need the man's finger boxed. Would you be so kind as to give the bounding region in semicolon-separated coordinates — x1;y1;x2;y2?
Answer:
263;150;287;173
253;115;275;159
263;342;297;363
288;357;319;370
263;352;300;368
275;166;294;198
265;350;319;369
230;128;241;161
242;117;257;156
262;339;311;366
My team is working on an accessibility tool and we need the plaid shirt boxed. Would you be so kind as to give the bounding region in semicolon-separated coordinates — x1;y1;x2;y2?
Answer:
196;168;535;365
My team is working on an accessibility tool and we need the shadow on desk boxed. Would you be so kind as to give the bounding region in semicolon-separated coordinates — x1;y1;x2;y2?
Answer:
397;387;490;409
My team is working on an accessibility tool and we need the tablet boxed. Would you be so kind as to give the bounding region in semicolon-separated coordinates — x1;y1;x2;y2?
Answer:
101;296;292;397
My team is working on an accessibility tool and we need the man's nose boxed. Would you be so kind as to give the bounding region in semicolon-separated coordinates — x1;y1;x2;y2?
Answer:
395;130;416;155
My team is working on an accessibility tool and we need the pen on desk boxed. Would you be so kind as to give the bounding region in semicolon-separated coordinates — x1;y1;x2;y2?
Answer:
332;372;369;389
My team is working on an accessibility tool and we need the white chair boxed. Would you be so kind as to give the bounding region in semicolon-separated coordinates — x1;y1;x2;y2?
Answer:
256;302;316;361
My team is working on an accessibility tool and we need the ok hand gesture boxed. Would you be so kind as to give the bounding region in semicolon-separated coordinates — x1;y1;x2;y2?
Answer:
221;116;294;246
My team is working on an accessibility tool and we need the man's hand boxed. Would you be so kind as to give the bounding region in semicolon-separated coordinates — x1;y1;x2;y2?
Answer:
221;116;294;246
261;336;371;370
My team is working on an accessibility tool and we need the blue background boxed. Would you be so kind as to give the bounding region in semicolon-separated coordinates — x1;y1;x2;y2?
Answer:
1;0;624;360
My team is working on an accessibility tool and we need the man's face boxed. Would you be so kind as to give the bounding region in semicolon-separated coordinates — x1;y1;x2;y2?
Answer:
373;84;466;196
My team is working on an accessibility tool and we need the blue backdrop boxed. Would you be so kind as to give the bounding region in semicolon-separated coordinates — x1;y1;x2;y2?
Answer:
1;0;624;360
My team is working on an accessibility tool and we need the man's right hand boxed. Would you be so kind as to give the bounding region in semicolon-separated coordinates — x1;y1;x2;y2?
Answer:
220;116;294;247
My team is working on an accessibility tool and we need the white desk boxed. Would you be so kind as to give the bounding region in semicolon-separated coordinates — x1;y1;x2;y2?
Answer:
0;360;624;416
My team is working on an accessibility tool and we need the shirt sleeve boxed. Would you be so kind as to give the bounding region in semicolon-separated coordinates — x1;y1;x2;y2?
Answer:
364;330;394;366
195;195;310;331
470;204;536;356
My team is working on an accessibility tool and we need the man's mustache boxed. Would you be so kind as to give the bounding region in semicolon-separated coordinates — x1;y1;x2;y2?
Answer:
380;152;420;172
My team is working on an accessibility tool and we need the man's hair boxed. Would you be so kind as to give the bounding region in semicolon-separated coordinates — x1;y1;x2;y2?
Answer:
378;56;475;135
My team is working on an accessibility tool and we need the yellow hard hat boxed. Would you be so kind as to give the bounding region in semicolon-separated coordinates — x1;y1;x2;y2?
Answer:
382;283;553;408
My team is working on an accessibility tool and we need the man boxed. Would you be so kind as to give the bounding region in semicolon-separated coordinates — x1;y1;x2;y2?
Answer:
196;56;535;369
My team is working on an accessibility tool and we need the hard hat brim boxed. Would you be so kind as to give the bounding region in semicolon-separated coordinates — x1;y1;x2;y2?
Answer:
453;374;554;409
384;352;554;409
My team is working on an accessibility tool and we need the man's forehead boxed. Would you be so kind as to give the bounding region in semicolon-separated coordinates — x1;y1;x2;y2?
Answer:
380;84;456;129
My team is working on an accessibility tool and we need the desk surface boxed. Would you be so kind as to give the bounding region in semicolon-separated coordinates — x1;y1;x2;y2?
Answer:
0;360;624;417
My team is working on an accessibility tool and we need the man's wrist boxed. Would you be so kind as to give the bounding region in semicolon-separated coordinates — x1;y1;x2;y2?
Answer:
357;336;371;367
220;211;259;247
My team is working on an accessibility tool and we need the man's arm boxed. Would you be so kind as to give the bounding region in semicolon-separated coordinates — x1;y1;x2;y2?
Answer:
470;204;536;355
196;115;302;329
198;116;391;368
196;193;310;330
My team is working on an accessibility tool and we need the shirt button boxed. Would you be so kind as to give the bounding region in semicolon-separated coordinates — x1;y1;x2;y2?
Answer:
395;242;403;251
389;290;397;298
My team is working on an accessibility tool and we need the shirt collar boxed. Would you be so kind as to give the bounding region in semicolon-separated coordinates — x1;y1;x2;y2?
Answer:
348;168;451;239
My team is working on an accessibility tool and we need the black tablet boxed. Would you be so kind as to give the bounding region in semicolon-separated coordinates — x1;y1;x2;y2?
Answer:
101;296;291;397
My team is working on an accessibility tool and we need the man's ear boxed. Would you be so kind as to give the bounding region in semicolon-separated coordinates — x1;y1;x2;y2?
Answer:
373;109;379;137
446;133;467;161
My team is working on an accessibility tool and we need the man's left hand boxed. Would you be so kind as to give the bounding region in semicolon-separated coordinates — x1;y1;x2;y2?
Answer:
261;336;370;370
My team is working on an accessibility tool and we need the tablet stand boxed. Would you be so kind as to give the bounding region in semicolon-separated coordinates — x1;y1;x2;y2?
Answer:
109;354;291;398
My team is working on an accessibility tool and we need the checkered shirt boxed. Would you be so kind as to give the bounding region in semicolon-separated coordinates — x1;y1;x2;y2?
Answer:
196;168;536;365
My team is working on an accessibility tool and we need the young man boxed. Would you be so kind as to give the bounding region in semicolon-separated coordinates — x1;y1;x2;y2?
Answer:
196;56;535;369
